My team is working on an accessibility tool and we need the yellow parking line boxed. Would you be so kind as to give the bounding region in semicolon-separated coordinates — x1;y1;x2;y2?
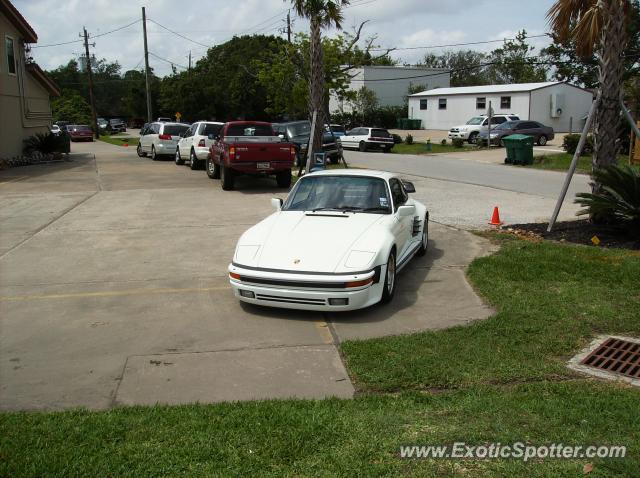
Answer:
314;318;334;344
0;286;230;302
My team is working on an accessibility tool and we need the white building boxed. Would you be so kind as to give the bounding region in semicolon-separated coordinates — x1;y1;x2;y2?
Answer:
408;81;594;132
330;65;450;113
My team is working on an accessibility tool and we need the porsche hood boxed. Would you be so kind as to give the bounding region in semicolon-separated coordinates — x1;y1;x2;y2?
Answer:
235;211;386;273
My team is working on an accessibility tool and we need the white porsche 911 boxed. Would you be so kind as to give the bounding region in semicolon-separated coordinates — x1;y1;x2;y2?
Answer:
228;170;429;311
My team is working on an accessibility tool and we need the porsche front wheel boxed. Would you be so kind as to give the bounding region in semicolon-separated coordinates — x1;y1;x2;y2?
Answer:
380;251;396;304
417;213;429;256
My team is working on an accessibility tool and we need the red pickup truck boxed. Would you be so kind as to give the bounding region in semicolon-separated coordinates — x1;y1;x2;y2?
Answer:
207;121;296;190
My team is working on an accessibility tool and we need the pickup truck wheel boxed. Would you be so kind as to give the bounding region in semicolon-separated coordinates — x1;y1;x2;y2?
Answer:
276;169;292;188
136;143;146;157
468;132;478;144
359;141;367;152
151;146;158;161
221;164;235;190
380;251;396;304
175;148;184;165
189;149;199;170
329;156;339;165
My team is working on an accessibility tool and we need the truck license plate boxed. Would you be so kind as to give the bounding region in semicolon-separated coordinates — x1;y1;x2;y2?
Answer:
256;162;270;169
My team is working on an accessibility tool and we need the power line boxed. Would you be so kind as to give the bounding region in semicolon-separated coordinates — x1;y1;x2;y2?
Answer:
92;19;141;38
370;33;550;52
31;19;141;48
149;51;189;70
147;19;212;48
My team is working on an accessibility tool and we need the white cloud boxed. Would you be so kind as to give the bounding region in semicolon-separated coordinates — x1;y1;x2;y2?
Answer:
13;0;557;75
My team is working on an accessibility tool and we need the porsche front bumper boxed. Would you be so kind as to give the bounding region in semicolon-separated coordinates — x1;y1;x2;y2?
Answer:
228;263;384;311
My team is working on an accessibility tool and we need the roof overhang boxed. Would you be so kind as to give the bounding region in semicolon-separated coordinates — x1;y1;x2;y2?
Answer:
26;63;61;97
0;0;38;43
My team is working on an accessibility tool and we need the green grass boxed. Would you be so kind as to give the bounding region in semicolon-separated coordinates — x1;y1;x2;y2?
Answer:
342;236;640;392
392;142;469;155
1;382;638;477
2;236;639;476
526;153;635;174
99;134;139;147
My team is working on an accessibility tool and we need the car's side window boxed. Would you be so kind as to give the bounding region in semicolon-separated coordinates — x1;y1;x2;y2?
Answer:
153;124;160;134
389;179;407;210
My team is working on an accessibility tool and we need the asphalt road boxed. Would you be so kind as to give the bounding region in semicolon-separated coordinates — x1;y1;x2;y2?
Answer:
0;141;493;410
345;149;589;228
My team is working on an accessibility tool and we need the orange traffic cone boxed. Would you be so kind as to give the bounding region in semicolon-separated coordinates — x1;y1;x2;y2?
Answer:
489;206;502;226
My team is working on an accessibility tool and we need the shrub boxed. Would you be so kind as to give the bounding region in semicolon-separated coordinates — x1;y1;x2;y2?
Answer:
452;138;465;148
405;134;413;145
562;133;593;155
392;134;402;144
441;139;447;146
23;132;68;155
575;165;640;231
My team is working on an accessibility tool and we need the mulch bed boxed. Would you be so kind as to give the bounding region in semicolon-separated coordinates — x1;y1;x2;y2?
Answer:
504;220;640;250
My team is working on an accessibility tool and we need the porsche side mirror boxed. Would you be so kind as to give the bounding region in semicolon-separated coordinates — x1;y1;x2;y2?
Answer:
271;197;283;210
397;205;416;217
402;180;416;193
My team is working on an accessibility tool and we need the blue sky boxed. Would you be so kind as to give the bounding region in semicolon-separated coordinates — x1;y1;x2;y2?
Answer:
15;0;558;76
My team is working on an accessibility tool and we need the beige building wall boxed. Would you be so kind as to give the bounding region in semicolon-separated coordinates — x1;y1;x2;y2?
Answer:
0;12;53;159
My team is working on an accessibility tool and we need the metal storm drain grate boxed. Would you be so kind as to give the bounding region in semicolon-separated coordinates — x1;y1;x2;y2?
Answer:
581;337;640;379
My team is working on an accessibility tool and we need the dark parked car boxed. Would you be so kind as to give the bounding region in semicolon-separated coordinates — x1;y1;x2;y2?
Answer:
68;125;94;142
273;120;343;165
478;120;554;147
109;119;127;133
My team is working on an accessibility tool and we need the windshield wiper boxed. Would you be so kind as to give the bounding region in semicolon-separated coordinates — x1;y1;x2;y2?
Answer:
361;206;390;213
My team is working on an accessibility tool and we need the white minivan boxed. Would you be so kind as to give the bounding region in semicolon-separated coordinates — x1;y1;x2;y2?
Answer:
175;121;224;170
137;122;190;160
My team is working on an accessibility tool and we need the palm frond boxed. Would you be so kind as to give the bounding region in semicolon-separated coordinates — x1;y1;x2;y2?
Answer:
575;165;640;228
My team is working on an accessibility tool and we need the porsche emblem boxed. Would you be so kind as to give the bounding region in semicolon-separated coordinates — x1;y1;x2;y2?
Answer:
293;259;301;264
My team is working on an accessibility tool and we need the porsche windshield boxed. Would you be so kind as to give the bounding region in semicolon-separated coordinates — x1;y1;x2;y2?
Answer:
283;176;391;213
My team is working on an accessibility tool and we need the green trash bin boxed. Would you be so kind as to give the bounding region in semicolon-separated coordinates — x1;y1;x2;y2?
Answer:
502;134;534;165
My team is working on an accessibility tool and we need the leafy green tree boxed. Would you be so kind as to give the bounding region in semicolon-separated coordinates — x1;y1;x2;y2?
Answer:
419;50;489;86
51;91;92;125
486;30;547;84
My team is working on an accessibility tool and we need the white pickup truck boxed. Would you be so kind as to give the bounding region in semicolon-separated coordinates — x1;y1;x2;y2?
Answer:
448;114;520;144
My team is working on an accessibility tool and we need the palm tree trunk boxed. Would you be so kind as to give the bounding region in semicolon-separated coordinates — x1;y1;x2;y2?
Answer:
308;16;325;163
593;0;627;188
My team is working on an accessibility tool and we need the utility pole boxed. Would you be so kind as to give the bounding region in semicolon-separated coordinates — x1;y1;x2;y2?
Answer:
188;50;192;72
286;10;291;43
142;7;153;123
82;27;99;139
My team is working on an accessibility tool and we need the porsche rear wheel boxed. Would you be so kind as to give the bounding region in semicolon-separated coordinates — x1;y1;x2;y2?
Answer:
380;251;396;304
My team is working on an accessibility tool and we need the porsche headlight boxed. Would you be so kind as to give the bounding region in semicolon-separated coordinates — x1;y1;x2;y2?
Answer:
235;245;260;263
345;250;376;269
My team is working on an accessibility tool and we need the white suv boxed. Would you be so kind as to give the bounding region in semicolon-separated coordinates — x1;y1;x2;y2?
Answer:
175;121;224;170
137;122;190;160
448;114;520;144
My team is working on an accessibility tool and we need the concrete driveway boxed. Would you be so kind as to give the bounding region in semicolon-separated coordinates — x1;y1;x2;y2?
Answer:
0;141;493;410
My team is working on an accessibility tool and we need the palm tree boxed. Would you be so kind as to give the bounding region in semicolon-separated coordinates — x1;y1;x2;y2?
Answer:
547;0;630;188
291;0;350;170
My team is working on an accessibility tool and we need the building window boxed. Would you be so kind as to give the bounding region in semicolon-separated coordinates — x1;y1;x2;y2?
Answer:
419;99;428;110
5;36;16;75
500;96;511;109
476;97;486;109
438;98;447;110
